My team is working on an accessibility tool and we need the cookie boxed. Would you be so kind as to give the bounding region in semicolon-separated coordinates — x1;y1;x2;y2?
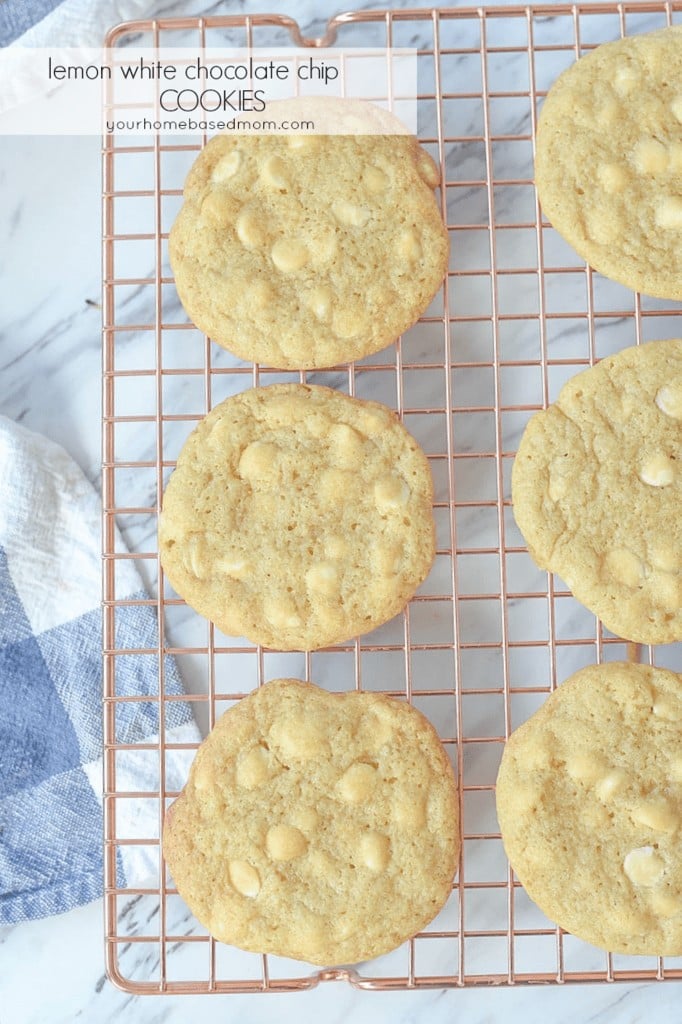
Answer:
158;383;435;650
511;339;682;644
169;97;449;369
535;26;682;300
163;678;460;965
496;661;682;955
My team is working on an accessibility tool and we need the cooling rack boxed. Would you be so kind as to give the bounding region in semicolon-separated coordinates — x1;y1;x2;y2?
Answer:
102;1;682;994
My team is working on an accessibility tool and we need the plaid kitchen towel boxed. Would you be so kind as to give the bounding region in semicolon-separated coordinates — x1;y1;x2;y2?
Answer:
0;415;198;924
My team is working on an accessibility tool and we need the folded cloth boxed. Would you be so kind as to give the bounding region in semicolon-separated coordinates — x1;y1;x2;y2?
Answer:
0;415;199;925
2;0;161;47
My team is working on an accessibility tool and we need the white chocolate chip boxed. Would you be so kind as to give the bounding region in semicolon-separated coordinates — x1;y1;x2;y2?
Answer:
394;792;426;829
328;422;363;466
374;474;410;511
269;714;326;761
266;824;307;861
670;755;682;782
235;208;266;248
182;533;210;580
363;165;389;192
655;197;682;230
192;756;213;792
200;191;233;225
291;806;319;833
656;380;682;420
359;831;391;873
332;200;371;228
319;467;355;503
396;228;422;262
597;162;628;192
261;155;289;190
249;280;274;310
238;441;279;482
332;308;367;339
597;95;620;127
548;456;570;501
623;846;665;886
632;138;669;174
305;561;339;597
566;751;607;785
640;453;675;487
337;762;378;803
672;96;682;123
651;889;682;918
631;798;678;833
288;135;320;150
236;746;270;789
604;547;645;589
586;212;618;245
417;152;440;187
212;150;241;181
613;64;640;97
214;554;250;580
271;238;309;273
229;860;261;897
670;143;682;174
263;596;302;630
358;410;389;436
595;769;628;803
306;285;333;321
372;544;402;577
649;541;682;573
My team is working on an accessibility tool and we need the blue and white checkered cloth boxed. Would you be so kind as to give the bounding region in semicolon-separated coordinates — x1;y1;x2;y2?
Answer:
0;416;198;924
1;0;159;47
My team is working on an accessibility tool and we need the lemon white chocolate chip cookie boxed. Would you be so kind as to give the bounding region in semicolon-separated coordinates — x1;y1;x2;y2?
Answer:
496;662;682;956
158;383;435;650
512;339;682;645
163;679;460;965
169;98;449;369
535;26;682;300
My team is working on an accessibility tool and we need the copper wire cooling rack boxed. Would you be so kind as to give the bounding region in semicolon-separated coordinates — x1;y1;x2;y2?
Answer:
102;2;682;994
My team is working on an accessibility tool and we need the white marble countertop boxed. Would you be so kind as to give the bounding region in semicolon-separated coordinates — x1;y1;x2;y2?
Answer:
2;0;682;1019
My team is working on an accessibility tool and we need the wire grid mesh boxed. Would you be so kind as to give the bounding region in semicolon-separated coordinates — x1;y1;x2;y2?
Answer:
102;2;682;994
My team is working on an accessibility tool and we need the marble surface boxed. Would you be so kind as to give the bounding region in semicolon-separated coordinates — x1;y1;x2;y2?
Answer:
2;0;682;1019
